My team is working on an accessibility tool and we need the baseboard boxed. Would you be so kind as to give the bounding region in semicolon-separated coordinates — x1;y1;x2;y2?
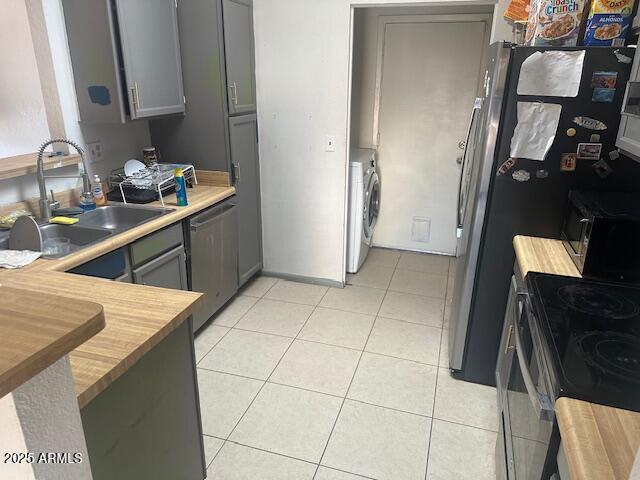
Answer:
371;243;455;256
260;270;344;289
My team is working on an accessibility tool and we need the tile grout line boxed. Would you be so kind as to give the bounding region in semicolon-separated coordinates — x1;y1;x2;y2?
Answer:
195;282;272;364
424;255;455;480
203;255;462;476
197;366;499;434
201;275;289;469
198;277;288;364
311;260;395;480
219;289;323;453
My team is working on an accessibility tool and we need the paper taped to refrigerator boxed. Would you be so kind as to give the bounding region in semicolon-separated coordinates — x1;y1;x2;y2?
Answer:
510;102;562;161
517;51;585;97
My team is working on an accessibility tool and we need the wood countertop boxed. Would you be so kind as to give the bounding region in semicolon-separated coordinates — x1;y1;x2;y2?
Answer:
513;236;640;479
513;235;580;278
556;398;640;480
0;286;105;399
1;176;234;406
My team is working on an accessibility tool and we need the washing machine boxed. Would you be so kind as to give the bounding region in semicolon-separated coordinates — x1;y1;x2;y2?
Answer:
347;148;380;273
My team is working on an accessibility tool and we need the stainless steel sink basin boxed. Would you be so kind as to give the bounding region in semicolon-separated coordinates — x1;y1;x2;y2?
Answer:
39;224;112;258
77;204;173;232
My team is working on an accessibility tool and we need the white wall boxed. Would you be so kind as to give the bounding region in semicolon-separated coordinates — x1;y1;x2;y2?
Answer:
0;0;51;158
0;395;35;480
0;0;151;206
254;0;500;283
0;357;92;480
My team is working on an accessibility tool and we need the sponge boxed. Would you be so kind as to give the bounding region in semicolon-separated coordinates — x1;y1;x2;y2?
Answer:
49;216;79;225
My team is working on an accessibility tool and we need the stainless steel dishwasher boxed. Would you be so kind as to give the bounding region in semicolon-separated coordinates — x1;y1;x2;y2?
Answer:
186;197;238;331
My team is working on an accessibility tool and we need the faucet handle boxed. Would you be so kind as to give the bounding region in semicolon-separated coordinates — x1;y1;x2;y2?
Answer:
49;189;60;212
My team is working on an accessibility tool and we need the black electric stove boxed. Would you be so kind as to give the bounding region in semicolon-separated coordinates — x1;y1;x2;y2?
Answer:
527;272;640;412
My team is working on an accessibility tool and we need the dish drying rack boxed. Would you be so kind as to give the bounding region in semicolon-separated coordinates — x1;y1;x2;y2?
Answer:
108;163;197;206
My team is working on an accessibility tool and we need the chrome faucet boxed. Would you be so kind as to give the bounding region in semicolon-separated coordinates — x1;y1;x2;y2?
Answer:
36;138;91;220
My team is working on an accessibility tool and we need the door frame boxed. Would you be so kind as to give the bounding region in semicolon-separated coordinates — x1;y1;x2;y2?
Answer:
371;14;493;148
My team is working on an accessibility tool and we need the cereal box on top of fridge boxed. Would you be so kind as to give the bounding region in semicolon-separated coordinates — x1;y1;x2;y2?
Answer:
583;0;636;46
525;0;586;46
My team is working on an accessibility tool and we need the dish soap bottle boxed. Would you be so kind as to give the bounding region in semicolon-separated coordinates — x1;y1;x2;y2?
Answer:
79;191;96;211
92;174;107;206
174;168;188;206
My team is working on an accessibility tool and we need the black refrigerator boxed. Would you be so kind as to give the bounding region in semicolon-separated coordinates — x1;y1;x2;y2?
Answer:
448;42;640;386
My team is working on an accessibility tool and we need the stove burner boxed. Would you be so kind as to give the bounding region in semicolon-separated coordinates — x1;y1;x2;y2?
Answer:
557;284;640;319
580;332;640;383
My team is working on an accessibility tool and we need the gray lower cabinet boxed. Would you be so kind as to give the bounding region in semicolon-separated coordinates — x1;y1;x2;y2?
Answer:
62;0;184;123
222;0;256;115
132;245;188;290
229;114;262;285
81;320;206;480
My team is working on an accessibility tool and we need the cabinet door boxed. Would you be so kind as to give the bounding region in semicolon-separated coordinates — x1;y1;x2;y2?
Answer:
133;245;188;290
222;0;256;114
115;0;185;119
229;114;262;285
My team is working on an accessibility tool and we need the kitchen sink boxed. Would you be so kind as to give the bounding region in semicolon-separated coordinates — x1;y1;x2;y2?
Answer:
77;204;173;232
39;224;113;258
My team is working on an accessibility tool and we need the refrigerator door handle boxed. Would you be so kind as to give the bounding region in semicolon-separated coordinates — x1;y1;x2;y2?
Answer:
456;98;483;229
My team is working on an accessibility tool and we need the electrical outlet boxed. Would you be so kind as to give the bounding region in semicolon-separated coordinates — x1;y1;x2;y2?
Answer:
325;135;336;152
87;141;104;163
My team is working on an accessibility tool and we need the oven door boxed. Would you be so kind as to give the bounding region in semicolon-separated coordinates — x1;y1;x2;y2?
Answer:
506;292;555;480
496;276;518;480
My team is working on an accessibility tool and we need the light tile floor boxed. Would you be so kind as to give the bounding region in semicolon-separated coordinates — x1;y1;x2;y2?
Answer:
195;248;497;480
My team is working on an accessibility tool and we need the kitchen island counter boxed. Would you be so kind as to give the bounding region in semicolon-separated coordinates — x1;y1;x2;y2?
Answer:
1;176;233;407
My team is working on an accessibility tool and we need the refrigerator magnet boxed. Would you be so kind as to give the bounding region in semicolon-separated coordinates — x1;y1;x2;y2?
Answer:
536;169;549;179
577;143;602;160
573;116;607;130
614;49;633;64
591;72;617;89
497;158;517;176
593;159;613;179
560;153;577;172
512;170;530;182
609;150;621;161
590;134;601;143
566;128;577;137
592;88;615;103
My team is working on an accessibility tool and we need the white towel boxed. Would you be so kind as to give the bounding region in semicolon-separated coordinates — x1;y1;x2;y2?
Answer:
0;250;42;269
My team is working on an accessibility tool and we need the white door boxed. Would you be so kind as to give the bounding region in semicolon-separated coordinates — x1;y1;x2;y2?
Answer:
373;15;490;255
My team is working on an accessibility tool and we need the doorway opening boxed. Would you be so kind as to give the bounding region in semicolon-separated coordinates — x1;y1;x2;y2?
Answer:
345;4;493;276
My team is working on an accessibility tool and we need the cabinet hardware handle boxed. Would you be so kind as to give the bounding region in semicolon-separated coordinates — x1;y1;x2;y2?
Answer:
234;162;241;182
131;82;140;113
229;82;238;106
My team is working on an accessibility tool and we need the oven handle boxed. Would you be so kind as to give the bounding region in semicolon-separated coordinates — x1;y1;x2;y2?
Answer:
513;294;554;422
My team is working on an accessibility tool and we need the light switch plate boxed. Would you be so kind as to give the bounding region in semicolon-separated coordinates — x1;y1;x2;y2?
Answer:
325;135;336;152
86;141;103;163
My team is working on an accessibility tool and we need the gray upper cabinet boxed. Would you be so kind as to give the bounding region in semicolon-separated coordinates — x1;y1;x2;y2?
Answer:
222;0;256;115
150;0;230;172
115;0;185;119
229;114;262;285
62;0;185;123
